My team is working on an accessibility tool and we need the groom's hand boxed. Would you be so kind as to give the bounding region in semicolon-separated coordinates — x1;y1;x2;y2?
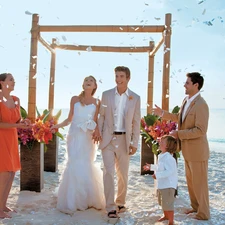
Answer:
129;146;137;155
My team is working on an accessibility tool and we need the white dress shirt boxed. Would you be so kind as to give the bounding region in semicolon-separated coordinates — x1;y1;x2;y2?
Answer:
151;152;178;189
182;92;200;122
114;88;129;132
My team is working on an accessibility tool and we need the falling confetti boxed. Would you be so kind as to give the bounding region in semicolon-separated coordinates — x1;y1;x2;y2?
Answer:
25;10;32;15
119;27;123;30
62;36;67;42
202;9;206;15
203;21;213;26
154;17;161;21
99;79;102;83
198;0;206;4
86;46;92;52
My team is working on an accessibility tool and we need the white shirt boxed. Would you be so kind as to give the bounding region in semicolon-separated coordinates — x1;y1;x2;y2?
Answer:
114;88;129;132
151;152;178;189
182;92;200;122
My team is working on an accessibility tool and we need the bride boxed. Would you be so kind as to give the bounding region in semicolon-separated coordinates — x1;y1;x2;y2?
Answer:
51;76;105;214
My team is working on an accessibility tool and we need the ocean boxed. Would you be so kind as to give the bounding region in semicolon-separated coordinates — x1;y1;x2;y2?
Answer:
53;108;225;153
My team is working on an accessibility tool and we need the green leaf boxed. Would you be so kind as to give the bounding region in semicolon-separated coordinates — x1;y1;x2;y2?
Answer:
55;131;64;140
43;111;50;123
171;105;180;114
143;114;159;126
54;109;62;122
20;106;28;119
36;106;41;117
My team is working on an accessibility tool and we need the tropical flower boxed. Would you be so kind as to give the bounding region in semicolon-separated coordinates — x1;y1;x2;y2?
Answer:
18;107;64;150
140;106;180;157
128;95;133;100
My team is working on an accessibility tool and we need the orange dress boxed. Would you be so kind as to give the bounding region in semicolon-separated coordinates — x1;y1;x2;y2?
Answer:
0;96;21;172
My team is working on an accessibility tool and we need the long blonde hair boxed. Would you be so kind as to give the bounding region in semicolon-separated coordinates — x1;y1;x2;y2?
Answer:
78;76;97;106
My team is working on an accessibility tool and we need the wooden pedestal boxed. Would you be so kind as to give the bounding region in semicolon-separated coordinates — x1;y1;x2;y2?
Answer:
140;137;155;175
20;141;44;192
44;135;59;172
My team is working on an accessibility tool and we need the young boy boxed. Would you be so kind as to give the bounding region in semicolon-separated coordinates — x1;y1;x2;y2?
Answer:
143;135;178;225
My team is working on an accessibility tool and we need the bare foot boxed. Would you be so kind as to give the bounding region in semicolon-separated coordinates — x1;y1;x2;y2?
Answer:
185;209;196;214
157;216;167;222
0;210;11;219
3;207;17;213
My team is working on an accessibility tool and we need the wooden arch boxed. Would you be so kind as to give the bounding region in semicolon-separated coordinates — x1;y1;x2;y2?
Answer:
27;13;172;121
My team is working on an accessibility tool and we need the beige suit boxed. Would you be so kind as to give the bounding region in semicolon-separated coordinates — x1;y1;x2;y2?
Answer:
98;88;141;212
163;94;210;220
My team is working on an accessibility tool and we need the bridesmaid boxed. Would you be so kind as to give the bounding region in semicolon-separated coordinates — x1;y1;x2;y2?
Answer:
0;73;30;218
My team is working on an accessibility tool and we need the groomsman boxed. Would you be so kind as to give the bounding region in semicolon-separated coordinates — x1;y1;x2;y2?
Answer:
97;66;141;222
153;72;210;220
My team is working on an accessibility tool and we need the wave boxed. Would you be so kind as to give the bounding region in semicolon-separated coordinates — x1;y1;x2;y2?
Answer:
208;138;225;144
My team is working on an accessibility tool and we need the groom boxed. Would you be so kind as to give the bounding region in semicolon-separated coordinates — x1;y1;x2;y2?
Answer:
97;66;141;220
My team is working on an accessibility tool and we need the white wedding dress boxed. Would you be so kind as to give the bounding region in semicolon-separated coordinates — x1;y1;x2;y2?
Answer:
57;102;105;214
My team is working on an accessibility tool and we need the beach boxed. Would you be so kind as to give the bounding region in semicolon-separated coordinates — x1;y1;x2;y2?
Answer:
1;133;225;225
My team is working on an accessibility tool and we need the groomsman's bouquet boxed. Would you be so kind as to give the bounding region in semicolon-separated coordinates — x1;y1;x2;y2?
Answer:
140;106;180;157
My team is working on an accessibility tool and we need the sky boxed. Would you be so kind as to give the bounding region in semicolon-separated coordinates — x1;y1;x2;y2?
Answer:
0;0;225;111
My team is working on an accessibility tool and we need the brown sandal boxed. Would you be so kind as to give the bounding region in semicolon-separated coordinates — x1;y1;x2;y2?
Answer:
107;210;119;224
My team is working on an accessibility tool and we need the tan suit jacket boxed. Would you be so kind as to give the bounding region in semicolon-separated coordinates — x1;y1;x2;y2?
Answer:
98;88;141;154
163;94;209;161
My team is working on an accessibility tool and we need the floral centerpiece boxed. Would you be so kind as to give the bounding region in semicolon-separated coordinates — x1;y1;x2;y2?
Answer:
18;107;64;150
140;106;180;158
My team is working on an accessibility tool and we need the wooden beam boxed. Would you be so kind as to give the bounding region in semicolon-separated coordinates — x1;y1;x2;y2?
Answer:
52;44;154;53
147;41;155;114
39;25;165;33
48;38;56;112
149;35;164;57
38;35;55;54
28;14;39;122
162;13;172;111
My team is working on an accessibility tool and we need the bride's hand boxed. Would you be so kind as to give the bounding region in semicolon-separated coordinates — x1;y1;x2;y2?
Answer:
50;124;59;132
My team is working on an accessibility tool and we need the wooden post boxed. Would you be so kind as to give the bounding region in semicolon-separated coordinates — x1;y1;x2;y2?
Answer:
44;38;58;172
48;38;56;112
147;41;155;113
20;142;44;192
140;41;155;175
27;14;39;122
162;13;172;111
